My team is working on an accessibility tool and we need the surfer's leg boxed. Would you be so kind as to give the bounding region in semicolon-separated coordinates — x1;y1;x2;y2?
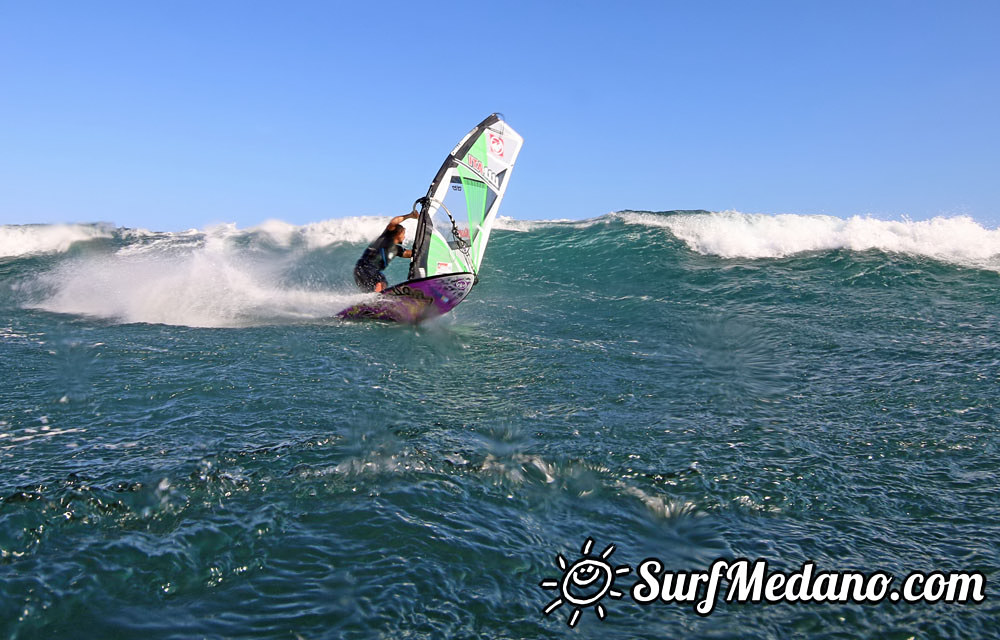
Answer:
374;273;388;293
354;262;378;292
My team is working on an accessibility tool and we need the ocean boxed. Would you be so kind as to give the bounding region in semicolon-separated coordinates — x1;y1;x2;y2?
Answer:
1;211;998;639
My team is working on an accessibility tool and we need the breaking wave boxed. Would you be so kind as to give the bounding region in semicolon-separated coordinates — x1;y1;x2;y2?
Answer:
5;210;999;327
0;223;116;258
618;210;1000;267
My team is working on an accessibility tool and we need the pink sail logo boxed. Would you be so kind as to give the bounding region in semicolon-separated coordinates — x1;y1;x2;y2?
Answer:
488;133;504;157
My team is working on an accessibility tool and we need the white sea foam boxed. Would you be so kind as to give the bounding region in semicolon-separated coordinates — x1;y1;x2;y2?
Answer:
32;246;367;328
248;216;415;248
619;211;1000;267
0;223;114;257
26;217;391;328
17;215;439;327
110;217;413;256
493;216;575;232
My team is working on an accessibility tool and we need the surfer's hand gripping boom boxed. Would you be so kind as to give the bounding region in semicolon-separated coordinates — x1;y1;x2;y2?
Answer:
412;196;430;214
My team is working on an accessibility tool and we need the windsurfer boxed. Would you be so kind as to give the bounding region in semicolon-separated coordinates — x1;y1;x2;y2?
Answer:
353;210;418;292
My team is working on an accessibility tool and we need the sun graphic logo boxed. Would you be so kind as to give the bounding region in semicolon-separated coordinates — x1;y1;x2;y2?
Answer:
539;537;632;628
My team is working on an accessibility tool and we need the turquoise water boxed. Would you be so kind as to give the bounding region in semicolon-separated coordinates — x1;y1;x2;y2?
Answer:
1;212;998;638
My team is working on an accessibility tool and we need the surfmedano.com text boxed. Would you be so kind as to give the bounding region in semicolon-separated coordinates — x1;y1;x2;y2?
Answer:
632;558;986;616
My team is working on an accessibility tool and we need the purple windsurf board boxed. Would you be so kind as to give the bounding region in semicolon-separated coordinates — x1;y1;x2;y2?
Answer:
336;273;476;323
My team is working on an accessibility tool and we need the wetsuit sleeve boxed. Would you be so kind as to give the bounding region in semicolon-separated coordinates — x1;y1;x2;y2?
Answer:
385;245;405;261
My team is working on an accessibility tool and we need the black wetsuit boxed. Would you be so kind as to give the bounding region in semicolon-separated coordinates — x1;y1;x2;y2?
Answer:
354;228;406;292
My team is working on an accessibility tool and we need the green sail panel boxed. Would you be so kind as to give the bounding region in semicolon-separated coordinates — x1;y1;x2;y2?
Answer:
457;171;488;270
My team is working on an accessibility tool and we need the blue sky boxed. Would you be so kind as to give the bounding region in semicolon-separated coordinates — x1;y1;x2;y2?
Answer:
2;1;998;230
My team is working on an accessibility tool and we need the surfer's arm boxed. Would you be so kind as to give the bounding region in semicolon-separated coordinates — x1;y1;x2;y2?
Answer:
402;249;413;259
387;211;420;229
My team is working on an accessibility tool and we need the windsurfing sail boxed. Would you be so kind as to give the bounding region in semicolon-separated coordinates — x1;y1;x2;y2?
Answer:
408;114;523;281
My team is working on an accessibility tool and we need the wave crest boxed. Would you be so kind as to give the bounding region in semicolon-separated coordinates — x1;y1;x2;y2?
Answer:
619;211;1000;266
0;223;115;258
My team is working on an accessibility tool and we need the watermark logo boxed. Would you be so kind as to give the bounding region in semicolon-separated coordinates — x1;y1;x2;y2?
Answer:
538;538;987;628
538;537;631;628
